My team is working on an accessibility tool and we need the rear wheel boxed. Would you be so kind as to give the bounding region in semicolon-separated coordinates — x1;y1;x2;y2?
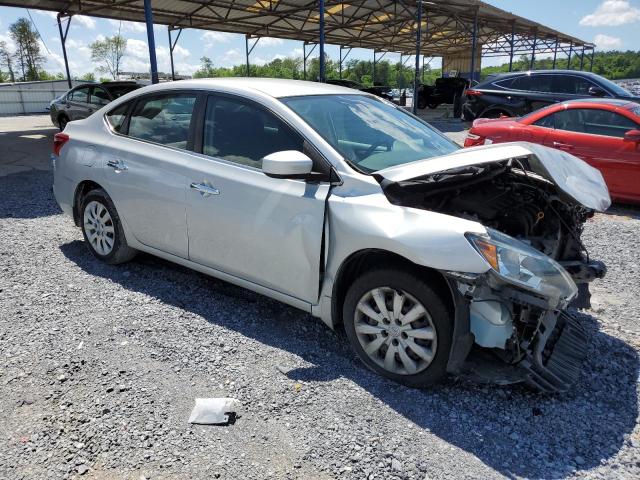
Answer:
427;103;438;109
482;109;509;119
80;189;136;264
343;268;452;388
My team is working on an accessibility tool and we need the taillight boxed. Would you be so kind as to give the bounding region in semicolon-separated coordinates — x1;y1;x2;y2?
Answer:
465;89;483;97
464;133;486;147
53;132;70;156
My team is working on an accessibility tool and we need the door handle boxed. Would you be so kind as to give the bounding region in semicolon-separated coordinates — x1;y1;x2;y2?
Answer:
106;159;128;172
190;182;220;197
553;142;574;150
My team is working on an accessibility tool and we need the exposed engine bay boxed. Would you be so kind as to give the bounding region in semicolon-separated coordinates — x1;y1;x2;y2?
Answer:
380;159;606;289
377;155;608;392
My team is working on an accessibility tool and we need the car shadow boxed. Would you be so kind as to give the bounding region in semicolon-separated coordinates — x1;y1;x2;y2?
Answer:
60;241;639;479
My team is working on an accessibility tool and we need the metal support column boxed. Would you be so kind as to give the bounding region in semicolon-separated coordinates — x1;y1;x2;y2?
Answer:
469;7;479;81
530;29;537;70
319;0;325;82
57;13;72;88
168;27;183;81
567;43;573;69
412;0;422;114
579;46;585;71
143;0;159;84
245;35;260;76
303;42;317;80
372;50;387;85
339;46;352;79
552;36;559;69
508;21;515;72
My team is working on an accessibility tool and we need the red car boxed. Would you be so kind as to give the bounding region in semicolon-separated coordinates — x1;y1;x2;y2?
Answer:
464;99;640;204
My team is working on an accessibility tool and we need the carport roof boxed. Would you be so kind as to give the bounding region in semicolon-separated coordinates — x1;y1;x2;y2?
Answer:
1;0;592;56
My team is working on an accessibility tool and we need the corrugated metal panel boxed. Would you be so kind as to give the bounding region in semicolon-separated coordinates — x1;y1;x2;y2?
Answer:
0;81;82;116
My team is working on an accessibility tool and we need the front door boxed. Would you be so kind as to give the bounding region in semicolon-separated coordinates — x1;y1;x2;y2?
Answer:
102;92;199;258
66;86;93;120
185;94;330;303
543;107;640;201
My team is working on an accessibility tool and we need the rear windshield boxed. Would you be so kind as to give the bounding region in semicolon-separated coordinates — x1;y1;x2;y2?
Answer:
104;84;140;99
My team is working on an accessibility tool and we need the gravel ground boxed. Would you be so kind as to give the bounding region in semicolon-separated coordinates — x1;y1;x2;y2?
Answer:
1;158;640;479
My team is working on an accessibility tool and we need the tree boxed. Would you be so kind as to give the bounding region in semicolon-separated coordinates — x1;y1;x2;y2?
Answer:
90;35;127;80
9;18;44;81
80;72;96;82
0;40;16;82
194;56;216;78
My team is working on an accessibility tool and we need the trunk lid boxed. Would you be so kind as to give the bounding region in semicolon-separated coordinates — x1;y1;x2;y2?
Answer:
376;142;611;212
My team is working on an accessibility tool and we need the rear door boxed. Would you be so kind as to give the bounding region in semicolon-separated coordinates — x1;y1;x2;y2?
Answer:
184;93;331;303
66;86;92;120
543;107;640;200
102;91;199;258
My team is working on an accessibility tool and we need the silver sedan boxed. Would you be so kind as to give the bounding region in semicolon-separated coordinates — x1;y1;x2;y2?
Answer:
52;78;610;392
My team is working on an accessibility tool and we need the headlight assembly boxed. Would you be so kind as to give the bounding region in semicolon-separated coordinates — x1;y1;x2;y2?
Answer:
467;228;578;303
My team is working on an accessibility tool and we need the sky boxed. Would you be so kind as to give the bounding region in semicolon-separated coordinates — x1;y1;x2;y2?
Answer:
0;0;639;79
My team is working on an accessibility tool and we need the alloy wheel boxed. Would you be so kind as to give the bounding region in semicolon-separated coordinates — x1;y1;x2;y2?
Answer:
354;287;437;375
83;200;115;256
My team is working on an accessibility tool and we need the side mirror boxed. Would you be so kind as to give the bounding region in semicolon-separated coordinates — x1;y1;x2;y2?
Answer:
588;86;606;97
262;150;313;179
623;129;640;143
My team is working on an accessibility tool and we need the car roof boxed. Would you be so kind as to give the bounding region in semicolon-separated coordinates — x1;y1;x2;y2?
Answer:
134;78;365;98
561;98;636;108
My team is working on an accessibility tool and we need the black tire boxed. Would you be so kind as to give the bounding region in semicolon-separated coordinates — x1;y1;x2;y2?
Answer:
482;109;509;119
58;114;69;131
343;267;453;388
427;103;438;109
79;188;136;265
453;93;462;119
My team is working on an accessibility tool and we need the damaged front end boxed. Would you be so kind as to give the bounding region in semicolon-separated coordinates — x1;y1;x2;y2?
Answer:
376;142;610;392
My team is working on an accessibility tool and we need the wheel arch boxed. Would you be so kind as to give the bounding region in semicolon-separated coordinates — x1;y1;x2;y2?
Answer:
330;249;454;330
72;180;107;227
478;106;515;118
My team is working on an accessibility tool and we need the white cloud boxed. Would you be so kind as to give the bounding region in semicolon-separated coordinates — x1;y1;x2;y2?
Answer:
290;48;303;58
109;19;147;33
74;15;96;29
36;11;58;20
255;37;283;47
0;32;16;53
594;33;623;49
580;1;640;26
202;31;235;46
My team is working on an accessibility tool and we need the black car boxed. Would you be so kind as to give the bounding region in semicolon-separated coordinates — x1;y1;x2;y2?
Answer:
49;81;142;130
462;70;640;121
417;77;470;111
325;79;394;101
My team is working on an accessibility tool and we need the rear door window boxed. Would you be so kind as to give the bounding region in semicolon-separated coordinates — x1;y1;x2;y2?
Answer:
89;87;110;106
69;87;90;103
528;75;553;93
105;102;130;133
127;93;197;150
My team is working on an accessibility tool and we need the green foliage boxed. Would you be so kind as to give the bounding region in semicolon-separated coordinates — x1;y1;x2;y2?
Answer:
90;35;127;80
80;72;96;82
193;54;437;88
480;51;640;80
9;18;44;81
37;70;64;81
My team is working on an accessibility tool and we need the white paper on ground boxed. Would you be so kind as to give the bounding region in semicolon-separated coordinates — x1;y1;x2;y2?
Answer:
188;397;241;425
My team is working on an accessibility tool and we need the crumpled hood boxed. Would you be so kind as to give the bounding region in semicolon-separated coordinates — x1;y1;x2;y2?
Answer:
376;141;611;212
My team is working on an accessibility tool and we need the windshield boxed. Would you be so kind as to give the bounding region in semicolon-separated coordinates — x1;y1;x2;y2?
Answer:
600;78;634;97
281;94;459;173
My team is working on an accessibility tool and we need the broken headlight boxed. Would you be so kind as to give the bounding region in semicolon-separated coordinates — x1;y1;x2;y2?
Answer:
467;228;578;303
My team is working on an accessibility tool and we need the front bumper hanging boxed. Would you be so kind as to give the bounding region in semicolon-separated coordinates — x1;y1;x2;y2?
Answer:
519;311;588;393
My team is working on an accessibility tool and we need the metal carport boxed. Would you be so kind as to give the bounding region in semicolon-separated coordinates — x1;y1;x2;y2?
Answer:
0;0;593;113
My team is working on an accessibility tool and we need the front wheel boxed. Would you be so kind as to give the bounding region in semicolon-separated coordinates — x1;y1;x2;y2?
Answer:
80;189;137;264
343;268;452;388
